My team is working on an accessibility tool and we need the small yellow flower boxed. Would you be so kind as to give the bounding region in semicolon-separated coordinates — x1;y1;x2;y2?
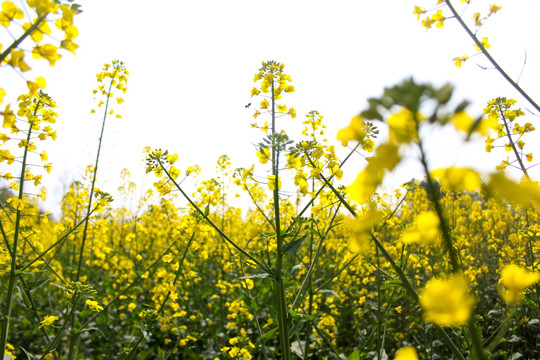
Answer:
166;153;178;164
162;254;173;263
39;315;59;328
488;4;502;16
256;147;270;164
413;6;426;21
86;299;104;312
474;37;491;52
452;55;468;68
267;175;281;191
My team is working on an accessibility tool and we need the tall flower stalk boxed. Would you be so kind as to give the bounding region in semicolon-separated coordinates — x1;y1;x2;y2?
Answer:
67;60;128;360
0;91;58;358
74;60;128;281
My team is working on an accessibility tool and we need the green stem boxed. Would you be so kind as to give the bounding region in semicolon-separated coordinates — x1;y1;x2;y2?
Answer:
498;106;529;179
290;204;340;310
0;103;39;359
445;0;540;113
270;79;291;360
0;16;47;64
417;140;460;273
75;71;117;281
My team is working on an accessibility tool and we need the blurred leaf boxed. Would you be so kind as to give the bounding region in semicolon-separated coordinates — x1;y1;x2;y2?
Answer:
466;115;485;141
261;326;279;341
454;99;470;115
283;235;307;254
380;278;403;290
240;273;270;280
347;349;360;360
435;83;454;104
20;347;38;360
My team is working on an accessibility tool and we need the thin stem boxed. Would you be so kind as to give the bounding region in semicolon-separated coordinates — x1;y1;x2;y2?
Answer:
445;0;540;113
0;16;47;64
417;140;460;273
290;204;341;310
75;71;117;281
270;79;291;360
0;102;39;359
498;107;529;179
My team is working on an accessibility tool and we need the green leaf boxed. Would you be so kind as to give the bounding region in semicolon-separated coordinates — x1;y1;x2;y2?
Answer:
261;326;279;341
347;349;360;360
288;309;298;318
466;115;485;141
435;83;454;104
282;235;307;254
20;347;39;360
380;278;403;290
454;99;471;114
17;285;32;309
240;273;270;280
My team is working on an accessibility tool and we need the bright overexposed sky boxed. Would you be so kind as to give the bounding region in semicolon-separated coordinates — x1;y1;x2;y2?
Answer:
3;0;540;215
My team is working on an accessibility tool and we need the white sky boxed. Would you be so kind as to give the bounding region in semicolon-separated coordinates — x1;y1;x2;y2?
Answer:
3;0;540;215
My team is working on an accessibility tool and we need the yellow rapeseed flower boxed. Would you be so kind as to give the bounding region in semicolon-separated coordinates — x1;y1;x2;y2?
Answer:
39;315;59;328
387;109;418;144
431;167;481;192
419;274;476;326
401;211;440;245
498;264;540;304
86;299;104;312
394;346;419;360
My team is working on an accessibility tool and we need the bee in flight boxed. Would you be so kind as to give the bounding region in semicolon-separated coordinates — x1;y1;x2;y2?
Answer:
245;103;251;109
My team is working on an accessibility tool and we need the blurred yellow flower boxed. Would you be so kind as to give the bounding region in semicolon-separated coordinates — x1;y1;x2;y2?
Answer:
498;264;540;304
401;211;440;245
394;346;418;360
347;143;400;202
86;299;104;312
388;109;418;144
345;205;378;254
419;274;476;326
431;167;481;192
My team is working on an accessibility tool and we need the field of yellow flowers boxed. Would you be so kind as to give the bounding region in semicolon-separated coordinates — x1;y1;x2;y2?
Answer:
1;1;539;359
